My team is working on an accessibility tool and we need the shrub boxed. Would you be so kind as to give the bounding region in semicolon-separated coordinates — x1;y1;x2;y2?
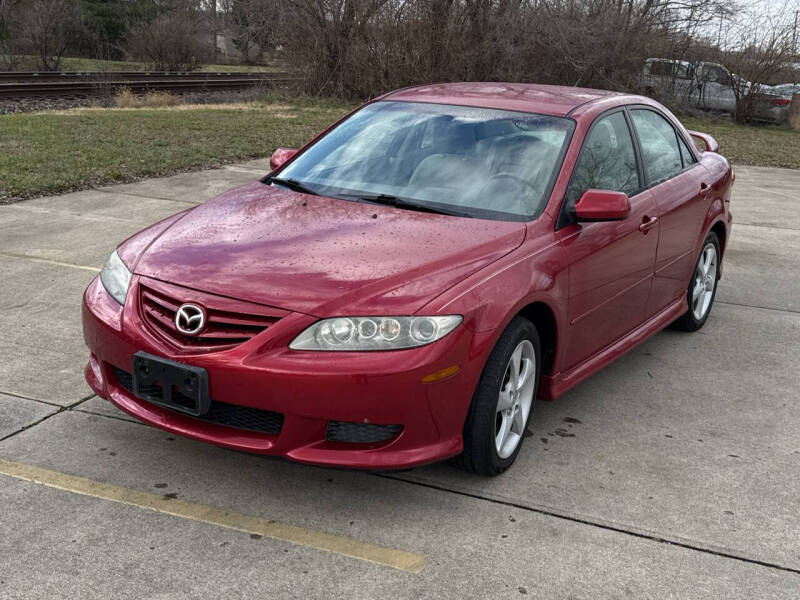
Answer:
113;88;177;108
142;91;177;108
113;87;135;108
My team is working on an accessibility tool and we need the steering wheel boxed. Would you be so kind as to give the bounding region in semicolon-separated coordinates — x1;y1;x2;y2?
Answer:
477;173;540;213
487;173;537;193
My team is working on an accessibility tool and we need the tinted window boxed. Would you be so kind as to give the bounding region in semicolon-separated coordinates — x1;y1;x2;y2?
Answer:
677;134;696;167
649;61;691;80
630;109;683;185
565;111;640;207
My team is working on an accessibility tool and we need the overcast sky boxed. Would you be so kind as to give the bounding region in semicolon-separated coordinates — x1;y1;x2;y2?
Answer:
707;0;799;50
738;0;798;22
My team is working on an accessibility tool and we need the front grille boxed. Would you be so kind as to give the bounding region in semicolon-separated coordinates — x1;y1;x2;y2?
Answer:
325;421;402;444
111;366;284;435
202;402;284;435
138;280;284;351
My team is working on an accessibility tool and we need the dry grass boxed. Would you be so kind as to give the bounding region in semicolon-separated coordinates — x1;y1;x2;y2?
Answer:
113;88;178;109
113;87;136;108
142;91;178;107
679;116;800;169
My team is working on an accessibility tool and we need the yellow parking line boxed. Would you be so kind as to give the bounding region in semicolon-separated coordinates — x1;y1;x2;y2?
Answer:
0;252;100;273
0;458;426;573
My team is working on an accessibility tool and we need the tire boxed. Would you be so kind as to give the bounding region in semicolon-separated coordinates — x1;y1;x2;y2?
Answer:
672;231;721;332
451;316;541;476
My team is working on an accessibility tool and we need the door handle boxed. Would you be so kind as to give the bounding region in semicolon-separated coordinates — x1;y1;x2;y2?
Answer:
639;215;659;233
699;182;711;196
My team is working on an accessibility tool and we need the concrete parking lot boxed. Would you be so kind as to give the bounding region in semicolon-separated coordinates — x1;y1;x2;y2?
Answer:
1;161;798;598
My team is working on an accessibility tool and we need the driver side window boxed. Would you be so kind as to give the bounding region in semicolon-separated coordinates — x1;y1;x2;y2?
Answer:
565;111;640;208
704;66;733;87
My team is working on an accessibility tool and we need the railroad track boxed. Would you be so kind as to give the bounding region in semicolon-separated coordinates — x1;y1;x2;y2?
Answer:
0;71;297;98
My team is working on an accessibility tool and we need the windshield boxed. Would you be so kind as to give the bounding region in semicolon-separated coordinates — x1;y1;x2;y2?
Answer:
275;101;575;221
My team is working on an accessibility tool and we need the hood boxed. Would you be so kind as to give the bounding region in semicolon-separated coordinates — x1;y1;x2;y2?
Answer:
131;182;526;316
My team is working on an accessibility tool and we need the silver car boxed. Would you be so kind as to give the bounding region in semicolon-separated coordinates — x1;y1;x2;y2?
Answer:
642;58;789;124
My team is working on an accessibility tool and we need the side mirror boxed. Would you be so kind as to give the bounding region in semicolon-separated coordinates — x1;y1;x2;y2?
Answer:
574;190;630;222
269;147;298;171
687;130;719;153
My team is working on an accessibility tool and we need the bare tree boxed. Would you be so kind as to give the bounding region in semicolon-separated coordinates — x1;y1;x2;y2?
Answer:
219;0;282;64
719;4;798;122
7;0;85;71
127;8;213;70
0;0;22;69
276;0;743;99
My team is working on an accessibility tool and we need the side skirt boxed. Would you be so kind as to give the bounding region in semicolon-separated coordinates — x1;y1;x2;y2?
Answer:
538;296;687;401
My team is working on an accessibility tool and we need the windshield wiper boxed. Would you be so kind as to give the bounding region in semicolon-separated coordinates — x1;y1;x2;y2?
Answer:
265;176;320;196
345;193;473;218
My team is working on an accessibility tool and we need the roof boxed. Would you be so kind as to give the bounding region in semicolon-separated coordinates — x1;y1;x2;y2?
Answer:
383;82;625;117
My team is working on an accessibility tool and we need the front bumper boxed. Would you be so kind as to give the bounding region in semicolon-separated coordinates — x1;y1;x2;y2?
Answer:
82;276;481;470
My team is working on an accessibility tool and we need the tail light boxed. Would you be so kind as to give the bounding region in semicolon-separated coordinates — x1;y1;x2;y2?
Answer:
771;98;790;106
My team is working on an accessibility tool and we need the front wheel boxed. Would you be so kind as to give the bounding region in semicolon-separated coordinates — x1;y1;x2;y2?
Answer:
672;231;720;331
451;317;541;476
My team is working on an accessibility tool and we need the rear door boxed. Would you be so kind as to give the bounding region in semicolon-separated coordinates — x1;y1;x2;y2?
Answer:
628;108;708;316
556;110;659;370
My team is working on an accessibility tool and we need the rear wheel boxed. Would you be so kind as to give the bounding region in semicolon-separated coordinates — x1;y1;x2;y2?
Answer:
672;231;720;331
451;317;541;476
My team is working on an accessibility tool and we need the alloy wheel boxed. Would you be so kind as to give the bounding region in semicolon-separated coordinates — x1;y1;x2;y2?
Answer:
495;339;536;459
692;243;718;321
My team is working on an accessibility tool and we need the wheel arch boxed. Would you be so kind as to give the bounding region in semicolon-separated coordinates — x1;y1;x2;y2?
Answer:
695;188;729;277
516;301;558;376
705;217;728;277
710;220;727;257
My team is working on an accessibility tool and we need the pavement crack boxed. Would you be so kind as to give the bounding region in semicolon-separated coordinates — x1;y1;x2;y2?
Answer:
0;409;64;442
72;408;143;426
716;300;799;315
0;390;64;408
0;394;96;442
67;393;97;409
372;473;800;577
92;188;201;205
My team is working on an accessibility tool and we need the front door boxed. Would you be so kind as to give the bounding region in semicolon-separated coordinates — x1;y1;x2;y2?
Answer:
699;64;737;113
556;110;659;370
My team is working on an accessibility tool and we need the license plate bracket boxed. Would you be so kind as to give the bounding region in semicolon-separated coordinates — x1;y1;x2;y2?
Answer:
131;351;210;417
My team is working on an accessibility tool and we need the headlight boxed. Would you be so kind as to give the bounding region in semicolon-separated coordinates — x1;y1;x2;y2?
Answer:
289;316;462;351
100;249;131;305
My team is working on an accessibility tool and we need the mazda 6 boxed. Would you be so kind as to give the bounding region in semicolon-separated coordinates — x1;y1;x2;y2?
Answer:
83;83;733;475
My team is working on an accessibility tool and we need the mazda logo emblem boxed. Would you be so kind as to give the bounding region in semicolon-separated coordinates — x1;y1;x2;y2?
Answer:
174;303;205;335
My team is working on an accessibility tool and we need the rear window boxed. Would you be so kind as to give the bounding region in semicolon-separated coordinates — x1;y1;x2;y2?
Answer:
630;109;684;185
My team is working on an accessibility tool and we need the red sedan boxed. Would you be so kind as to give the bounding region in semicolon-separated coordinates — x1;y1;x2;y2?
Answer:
83;83;733;475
